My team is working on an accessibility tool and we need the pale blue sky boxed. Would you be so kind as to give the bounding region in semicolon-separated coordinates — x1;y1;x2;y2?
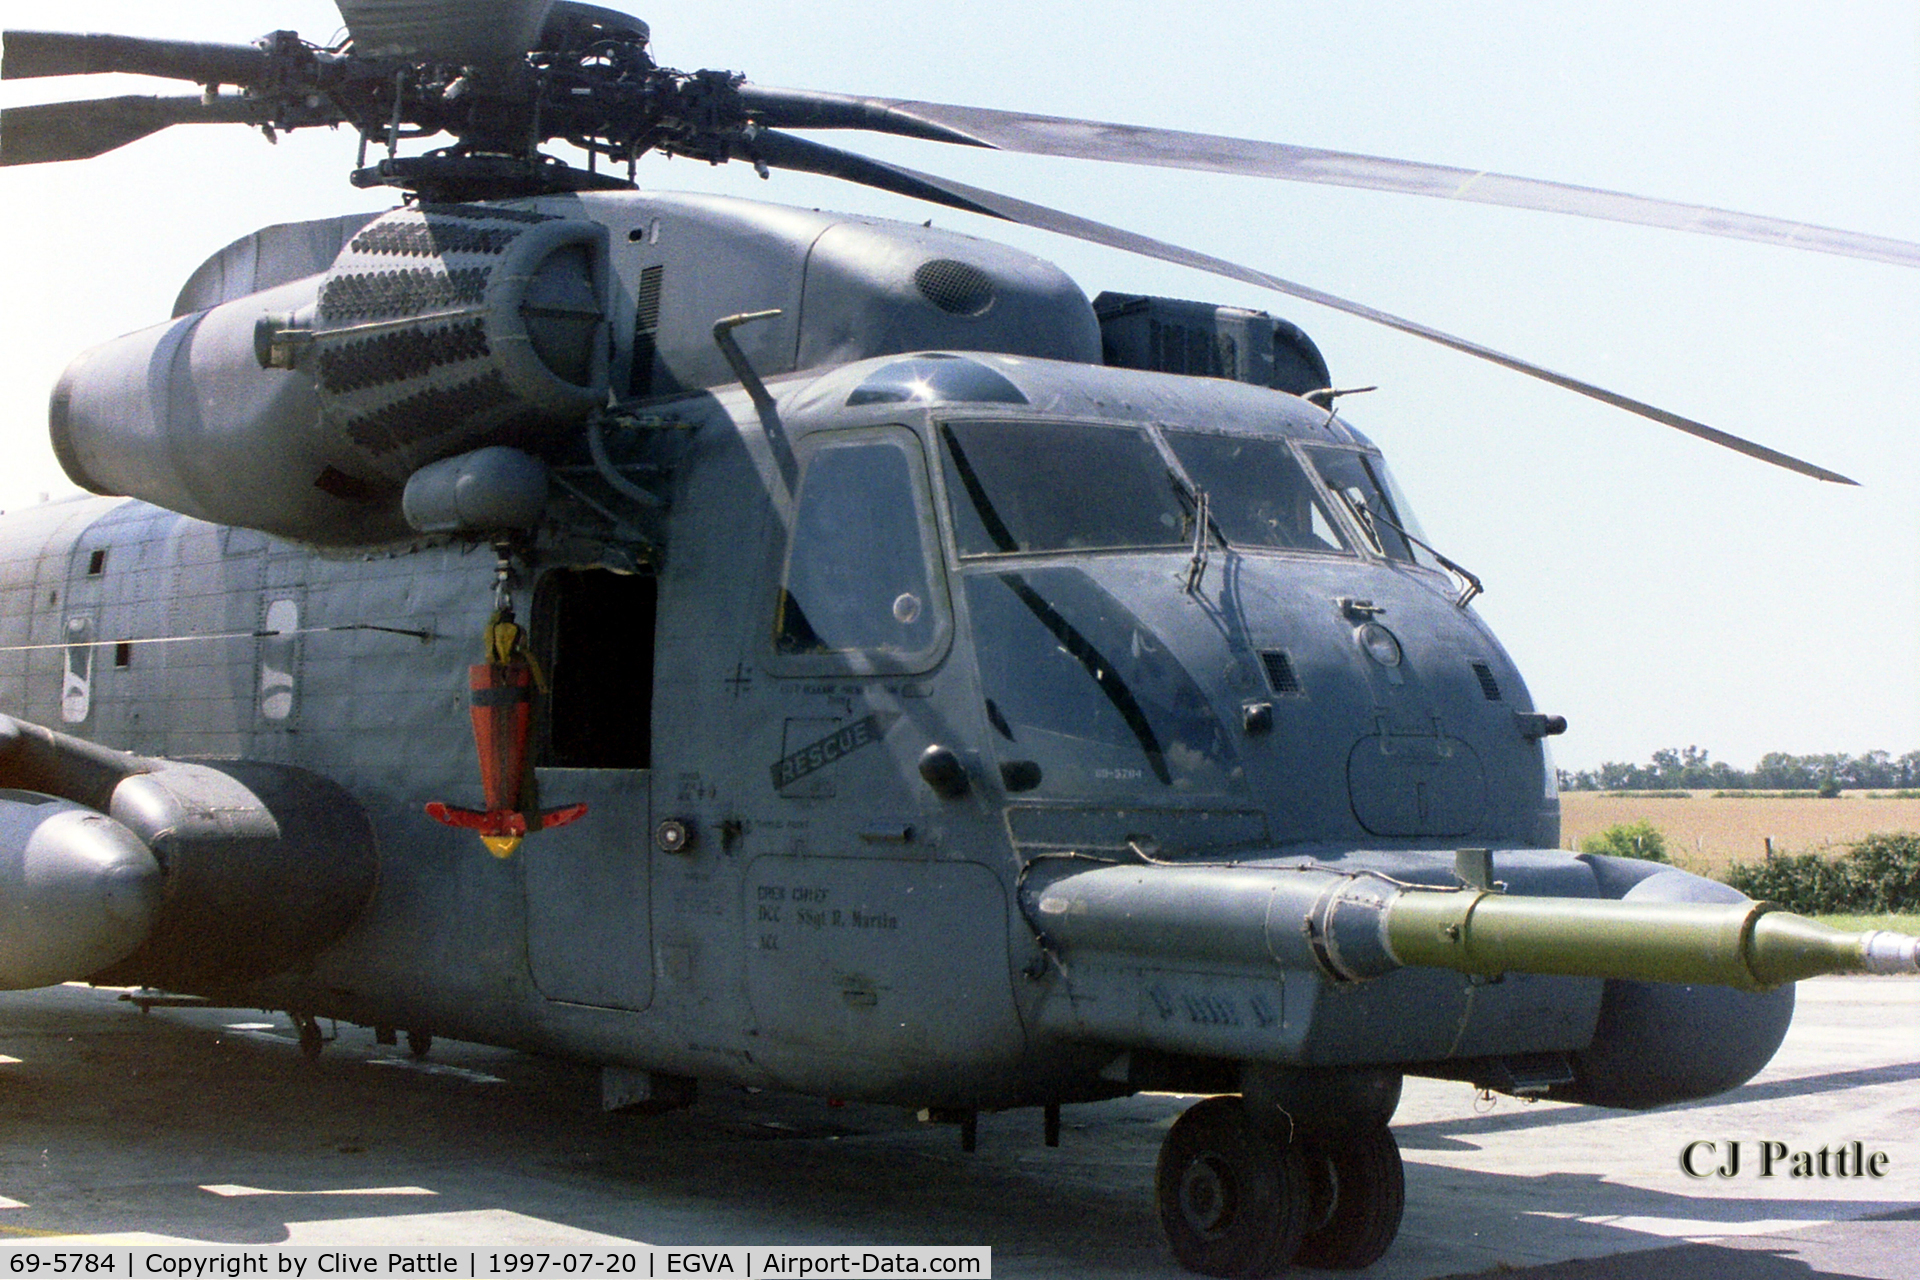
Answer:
2;0;1915;770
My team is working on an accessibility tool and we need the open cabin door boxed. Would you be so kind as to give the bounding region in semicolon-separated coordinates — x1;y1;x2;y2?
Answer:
524;567;657;1011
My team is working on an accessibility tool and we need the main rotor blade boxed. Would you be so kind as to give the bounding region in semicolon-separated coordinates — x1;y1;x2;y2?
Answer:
1;31;269;86
728;130;1003;218
739;87;1919;271
0;95;270;166
334;0;555;69
737;87;992;150
747;134;1854;485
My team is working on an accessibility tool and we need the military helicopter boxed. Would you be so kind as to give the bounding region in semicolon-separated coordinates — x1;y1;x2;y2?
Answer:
1;2;1917;1275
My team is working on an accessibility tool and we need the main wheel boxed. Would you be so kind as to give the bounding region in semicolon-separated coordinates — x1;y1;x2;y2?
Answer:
294;1014;323;1060
1293;1122;1405;1270
1156;1095;1308;1278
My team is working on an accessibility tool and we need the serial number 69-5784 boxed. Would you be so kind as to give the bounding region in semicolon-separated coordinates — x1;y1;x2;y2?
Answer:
9;1257;119;1275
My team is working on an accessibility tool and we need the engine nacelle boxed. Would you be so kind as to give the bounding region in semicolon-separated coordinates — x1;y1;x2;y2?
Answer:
51;204;610;545
305;205;610;477
49;192;1115;545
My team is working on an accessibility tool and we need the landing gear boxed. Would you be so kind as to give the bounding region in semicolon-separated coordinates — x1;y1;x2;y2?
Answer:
294;1013;324;1060
1294;1122;1405;1271
406;1029;433;1059
1155;1096;1307;1278
1156;1096;1406;1277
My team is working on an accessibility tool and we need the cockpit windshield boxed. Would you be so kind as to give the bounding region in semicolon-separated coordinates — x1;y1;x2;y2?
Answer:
1162;429;1347;554
939;420;1193;557
935;418;1431;565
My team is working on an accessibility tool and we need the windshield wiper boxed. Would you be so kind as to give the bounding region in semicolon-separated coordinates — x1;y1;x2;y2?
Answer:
1340;492;1484;609
1185;486;1211;594
1166;468;1225;594
940;423;1021;554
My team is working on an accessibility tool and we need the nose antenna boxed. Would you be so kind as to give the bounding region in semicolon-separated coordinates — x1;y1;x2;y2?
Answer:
1303;384;1378;430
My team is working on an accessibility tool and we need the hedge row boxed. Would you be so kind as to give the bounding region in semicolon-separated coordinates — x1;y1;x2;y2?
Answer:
1720;832;1920;914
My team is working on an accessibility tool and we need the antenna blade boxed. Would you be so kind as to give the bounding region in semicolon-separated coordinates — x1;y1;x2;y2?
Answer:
334;0;556;68
1;95;268;166
757;139;1855;485
758;90;1918;271
2;31;269;86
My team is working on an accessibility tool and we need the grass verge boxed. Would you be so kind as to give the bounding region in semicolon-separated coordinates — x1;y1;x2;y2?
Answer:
1811;913;1920;932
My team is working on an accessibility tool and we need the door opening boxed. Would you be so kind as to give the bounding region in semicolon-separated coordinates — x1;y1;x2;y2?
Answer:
535;568;656;769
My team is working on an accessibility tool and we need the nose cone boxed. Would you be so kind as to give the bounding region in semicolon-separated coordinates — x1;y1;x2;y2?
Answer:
1;792;162;990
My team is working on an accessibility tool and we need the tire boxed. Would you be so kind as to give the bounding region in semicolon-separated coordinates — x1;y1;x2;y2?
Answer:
1293;1122;1405;1270
295;1015;323;1060
1156;1095;1308;1278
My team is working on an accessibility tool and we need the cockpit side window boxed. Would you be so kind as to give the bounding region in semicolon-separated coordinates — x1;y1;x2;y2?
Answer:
1305;447;1438;569
939;419;1192;557
1162;429;1348;554
773;428;949;671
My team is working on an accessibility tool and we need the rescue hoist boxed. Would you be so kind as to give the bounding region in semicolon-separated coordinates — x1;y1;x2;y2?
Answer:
426;563;587;856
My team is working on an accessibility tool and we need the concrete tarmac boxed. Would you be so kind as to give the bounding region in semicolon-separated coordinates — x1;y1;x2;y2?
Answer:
2;977;1916;1278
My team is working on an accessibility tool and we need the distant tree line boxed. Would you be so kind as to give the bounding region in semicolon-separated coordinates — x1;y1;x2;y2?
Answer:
1558;746;1920;792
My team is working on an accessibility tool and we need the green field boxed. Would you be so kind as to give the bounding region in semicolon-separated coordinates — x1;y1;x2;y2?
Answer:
1812;913;1920;932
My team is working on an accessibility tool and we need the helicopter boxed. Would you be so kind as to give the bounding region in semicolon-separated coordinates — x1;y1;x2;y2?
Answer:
1;2;1918;1276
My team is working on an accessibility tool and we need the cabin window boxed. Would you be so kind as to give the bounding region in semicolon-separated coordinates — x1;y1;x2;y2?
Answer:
1162;429;1348;553
536;568;656;769
259;598;300;722
61;617;92;724
938;419;1191;557
773;429;948;671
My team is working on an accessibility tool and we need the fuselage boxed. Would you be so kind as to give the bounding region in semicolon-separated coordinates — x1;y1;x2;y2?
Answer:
7;345;1596;1101
0;190;1792;1116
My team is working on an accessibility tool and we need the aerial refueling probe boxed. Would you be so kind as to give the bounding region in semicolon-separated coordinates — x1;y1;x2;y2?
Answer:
1025;859;1920;991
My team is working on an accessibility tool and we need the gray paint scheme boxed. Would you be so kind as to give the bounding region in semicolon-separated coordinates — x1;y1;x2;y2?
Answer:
2;304;1798;1111
9;183;1900;1279
4;7;1909;1263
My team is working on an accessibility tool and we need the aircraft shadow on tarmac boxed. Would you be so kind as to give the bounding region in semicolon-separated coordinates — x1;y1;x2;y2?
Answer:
1;987;1913;1279
1426;1206;1920;1280
1394;1059;1920;1151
